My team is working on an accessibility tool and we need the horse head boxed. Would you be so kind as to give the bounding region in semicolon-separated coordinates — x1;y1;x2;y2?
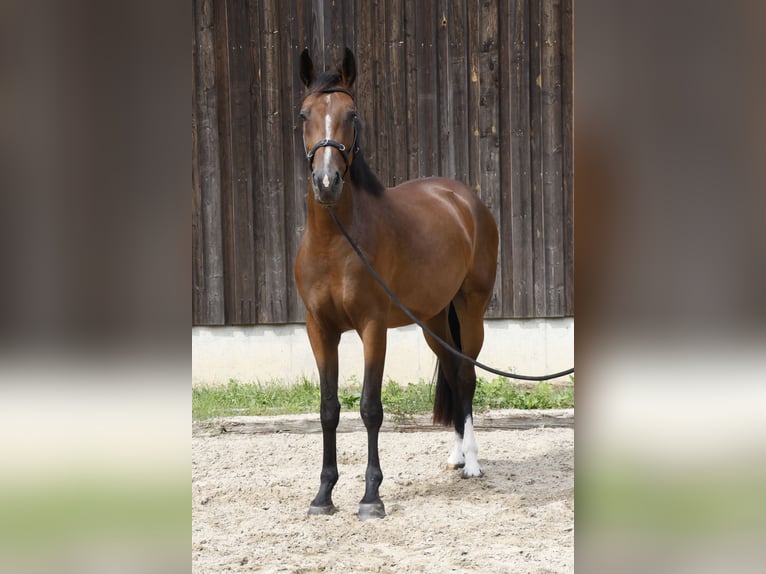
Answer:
299;48;359;206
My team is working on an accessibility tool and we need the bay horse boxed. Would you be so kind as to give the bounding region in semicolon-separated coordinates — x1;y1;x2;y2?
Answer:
295;48;499;520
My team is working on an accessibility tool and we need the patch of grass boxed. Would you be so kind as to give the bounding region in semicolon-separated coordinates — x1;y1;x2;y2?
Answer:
474;377;574;411
192;378;321;420
192;376;573;421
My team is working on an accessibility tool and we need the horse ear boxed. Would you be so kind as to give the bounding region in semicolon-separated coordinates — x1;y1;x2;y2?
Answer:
300;48;315;88
341;47;356;89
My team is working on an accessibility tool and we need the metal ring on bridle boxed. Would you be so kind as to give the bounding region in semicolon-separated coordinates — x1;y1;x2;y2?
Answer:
306;138;349;168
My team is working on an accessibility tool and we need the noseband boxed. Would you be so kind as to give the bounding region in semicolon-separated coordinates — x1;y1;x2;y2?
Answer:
304;87;360;175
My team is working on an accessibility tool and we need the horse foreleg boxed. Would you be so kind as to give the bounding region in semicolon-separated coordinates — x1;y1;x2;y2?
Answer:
306;315;341;515
357;322;387;520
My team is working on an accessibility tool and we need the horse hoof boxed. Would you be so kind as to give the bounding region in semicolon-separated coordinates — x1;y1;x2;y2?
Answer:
358;502;386;520
308;504;338;516
446;462;465;470
461;468;484;479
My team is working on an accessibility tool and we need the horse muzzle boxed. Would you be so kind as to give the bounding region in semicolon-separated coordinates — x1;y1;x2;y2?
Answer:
312;169;343;205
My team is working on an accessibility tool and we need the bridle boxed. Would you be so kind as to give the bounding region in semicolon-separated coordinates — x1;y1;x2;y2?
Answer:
303;87;360;176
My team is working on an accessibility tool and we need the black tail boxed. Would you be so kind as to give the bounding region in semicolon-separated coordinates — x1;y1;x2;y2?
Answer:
432;303;462;426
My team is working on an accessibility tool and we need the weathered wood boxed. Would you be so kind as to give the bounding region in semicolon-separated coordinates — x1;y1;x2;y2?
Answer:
561;0;574;316
436;0;453;178
223;0;257;324
310;0;324;67
192;38;204;324
373;0;389;185
529;0;546;317
342;0;355;52
191;0;574;325
465;1;481;196
388;0;407;187
193;0;225;326
416;0;438;177
497;0;514;318
541;0;564;316
478;0;502;318
403;0;419;181
510;0;534;318
213;0;234;324
282;0;309;323
354;0;375;174
254;0;289;323
324;0;342;59
448;0;469;184
194;408;574;436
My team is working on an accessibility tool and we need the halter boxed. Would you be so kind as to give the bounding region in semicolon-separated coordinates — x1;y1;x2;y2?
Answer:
304;87;360;175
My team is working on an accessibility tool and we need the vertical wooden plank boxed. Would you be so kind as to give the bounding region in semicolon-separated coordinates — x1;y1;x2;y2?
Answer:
448;0;469;184
247;0;264;324
255;0;289;323
343;0;356;52
193;0;225;325
324;0;340;58
498;0;515;318
388;0;407;185
404;0;419;180
416;1;438;176
214;0;234;324
192;18;204;324
283;0;311;322
354;0;375;175
311;0;324;66
541;0;563;316
436;0;453;178
510;0;534;317
465;1;481;196
561;0;573;316
478;0;502;317
226;0;256;324
372;0;389;184
529;0;546;317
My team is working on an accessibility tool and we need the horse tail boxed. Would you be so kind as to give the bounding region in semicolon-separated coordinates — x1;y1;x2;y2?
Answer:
432;302;462;426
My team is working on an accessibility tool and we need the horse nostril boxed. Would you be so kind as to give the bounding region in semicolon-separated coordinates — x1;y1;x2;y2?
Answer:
334;172;341;186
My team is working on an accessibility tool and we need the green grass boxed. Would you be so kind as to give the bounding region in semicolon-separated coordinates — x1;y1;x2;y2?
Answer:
192;375;573;421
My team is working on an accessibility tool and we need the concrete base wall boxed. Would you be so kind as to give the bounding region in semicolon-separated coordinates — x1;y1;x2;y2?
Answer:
192;318;573;386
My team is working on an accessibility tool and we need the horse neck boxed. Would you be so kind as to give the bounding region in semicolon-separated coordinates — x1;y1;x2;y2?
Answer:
306;180;357;239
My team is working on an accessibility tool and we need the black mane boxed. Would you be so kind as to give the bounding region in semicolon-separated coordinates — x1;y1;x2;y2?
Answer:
349;150;384;196
305;75;385;196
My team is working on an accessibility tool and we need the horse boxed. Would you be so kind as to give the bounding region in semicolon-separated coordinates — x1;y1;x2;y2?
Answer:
294;47;499;520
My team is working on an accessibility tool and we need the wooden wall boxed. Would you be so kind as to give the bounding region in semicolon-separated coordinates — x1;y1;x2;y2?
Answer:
192;0;573;325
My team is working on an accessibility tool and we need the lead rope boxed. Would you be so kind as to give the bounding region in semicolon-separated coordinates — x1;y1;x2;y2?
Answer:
327;206;574;382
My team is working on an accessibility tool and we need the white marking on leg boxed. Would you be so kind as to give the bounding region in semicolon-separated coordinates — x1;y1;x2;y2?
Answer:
447;432;465;467
461;415;482;478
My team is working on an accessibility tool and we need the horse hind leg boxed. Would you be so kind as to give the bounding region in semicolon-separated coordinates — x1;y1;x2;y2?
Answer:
423;309;473;474
449;291;492;479
433;356;465;471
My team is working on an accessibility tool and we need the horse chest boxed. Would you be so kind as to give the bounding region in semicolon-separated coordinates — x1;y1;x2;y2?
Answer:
296;251;365;327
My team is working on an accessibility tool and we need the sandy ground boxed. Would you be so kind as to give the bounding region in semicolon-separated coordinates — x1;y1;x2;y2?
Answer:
192;417;573;573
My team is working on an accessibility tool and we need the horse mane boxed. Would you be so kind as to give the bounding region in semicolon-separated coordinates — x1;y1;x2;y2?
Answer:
305;74;385;197
349;150;384;196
